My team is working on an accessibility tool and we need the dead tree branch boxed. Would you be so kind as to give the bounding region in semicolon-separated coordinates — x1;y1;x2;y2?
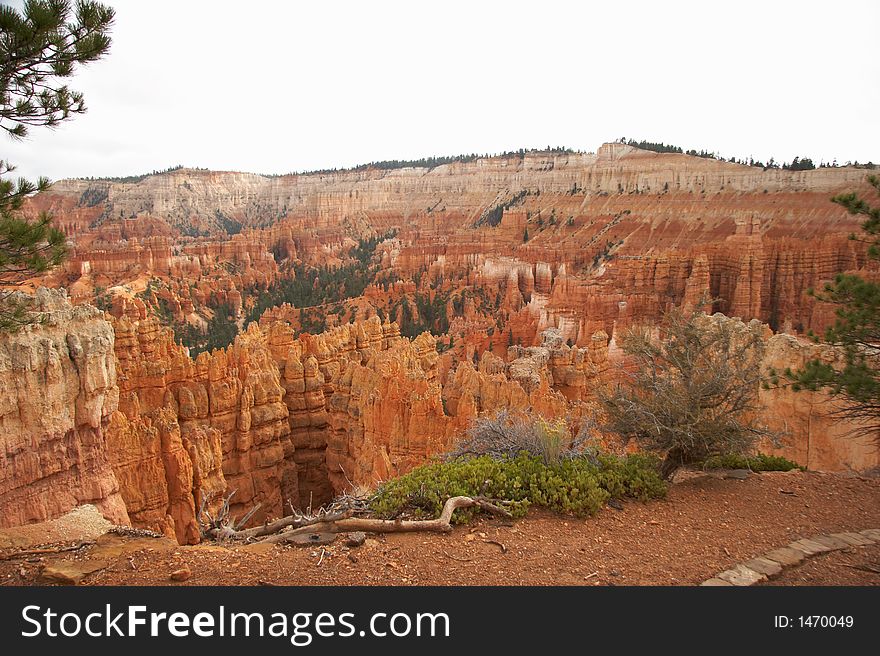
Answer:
197;489;262;540
235;510;354;540
0;541;94;561
255;496;512;545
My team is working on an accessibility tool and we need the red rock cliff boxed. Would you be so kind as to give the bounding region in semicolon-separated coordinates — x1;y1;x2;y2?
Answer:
0;289;128;528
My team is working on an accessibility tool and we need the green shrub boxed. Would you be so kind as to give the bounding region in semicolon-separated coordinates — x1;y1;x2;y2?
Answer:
596;453;669;501
370;453;666;523
702;452;803;472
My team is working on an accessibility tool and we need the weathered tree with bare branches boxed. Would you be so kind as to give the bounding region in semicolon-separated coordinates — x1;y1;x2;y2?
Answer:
601;301;775;478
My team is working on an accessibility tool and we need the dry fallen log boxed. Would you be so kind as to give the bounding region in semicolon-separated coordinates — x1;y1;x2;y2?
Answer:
236;510;353;540
256;496;513;545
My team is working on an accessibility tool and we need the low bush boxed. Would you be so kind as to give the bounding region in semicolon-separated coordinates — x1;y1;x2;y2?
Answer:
701;452;803;472
370;452;666;523
447;409;594;464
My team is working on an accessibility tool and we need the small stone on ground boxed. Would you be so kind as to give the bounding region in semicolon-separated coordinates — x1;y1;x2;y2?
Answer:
789;538;833;556
763;547;806;567
717;564;767;586
40;559;108;585
743;557;783;577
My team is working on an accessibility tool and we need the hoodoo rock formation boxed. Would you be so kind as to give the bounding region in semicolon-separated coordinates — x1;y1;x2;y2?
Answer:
2;292;879;542
3;144;879;541
108;297;293;540
24;144;874;342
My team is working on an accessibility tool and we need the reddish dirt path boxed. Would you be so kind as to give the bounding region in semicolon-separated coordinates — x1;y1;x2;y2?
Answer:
3;470;879;586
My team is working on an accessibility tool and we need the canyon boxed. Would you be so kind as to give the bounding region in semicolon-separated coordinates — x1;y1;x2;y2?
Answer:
2;143;878;543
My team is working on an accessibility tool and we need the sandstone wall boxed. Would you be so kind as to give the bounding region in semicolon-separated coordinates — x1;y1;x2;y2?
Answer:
109;297;287;538
759;333;880;472
2;293;877;545
0;289;128;528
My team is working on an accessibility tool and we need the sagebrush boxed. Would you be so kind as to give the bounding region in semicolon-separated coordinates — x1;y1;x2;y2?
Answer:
447;409;597;464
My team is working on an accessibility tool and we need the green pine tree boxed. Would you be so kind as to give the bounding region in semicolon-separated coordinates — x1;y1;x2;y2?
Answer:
789;175;880;435
0;0;114;330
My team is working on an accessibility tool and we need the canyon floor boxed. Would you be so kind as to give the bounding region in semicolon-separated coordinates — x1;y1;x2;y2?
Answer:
2;469;878;586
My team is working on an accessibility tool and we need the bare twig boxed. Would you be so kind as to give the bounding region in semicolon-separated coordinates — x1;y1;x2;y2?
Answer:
483;540;507;553
0;541;94;561
232;502;262;531
840;563;880;574
236;510;354;540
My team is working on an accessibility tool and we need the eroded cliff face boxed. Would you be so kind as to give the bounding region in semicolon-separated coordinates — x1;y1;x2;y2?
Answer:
0;289;128;528
108;297;293;538
2;292;877;544
25;143;874;343
268;318;401;507
267;318;591;495
759;334;880;472
38;144;870;236
5;145;879;541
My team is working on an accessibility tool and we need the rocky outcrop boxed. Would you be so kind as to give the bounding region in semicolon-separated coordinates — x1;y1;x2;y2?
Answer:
0;289;128;528
109;298;287;537
759;333;880;472
107;298;223;542
104;408;209;544
6;144;879;541
325;331;452;490
270;317;407;505
266;319;581;495
506;327;609;402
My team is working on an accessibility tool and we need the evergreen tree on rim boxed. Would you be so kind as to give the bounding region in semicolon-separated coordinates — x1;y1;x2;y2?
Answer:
0;0;114;330
788;175;880;437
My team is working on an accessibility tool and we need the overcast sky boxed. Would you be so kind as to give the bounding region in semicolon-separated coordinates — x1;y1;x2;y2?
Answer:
3;0;879;182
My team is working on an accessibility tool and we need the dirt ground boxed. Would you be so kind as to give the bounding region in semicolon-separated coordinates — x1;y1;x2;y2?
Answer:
2;470;878;586
759;542;880;585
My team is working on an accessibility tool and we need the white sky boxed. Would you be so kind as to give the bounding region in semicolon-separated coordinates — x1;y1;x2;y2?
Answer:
3;0;879;182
